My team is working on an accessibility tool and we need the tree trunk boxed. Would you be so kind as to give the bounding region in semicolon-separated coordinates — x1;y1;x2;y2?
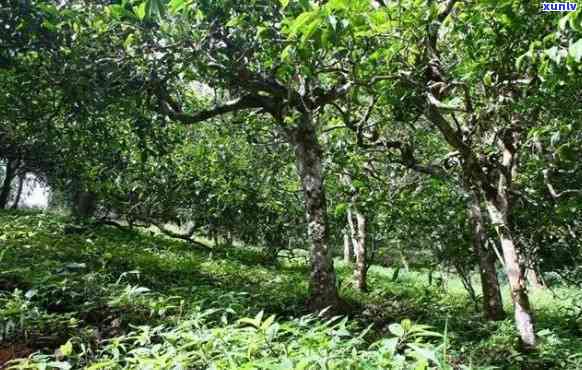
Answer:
290;113;340;311
485;194;536;350
468;187;505;321
346;207;357;253
343;229;352;263
11;173;25;209
352;208;367;292
0;159;16;209
400;250;410;272
344;174;368;292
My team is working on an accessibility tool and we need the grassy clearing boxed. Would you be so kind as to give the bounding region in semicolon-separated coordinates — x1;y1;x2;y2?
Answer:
1;211;581;369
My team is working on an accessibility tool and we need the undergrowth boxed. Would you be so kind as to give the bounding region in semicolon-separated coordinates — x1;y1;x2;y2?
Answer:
1;211;581;369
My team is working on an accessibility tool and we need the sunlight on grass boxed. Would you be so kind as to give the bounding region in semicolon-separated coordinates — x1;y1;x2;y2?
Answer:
1;211;581;369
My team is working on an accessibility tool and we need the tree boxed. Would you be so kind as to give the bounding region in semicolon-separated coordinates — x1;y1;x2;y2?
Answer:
298;0;549;347
25;0;360;309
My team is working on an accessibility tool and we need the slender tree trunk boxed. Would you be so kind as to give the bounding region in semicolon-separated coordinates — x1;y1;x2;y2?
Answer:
488;237;506;268
11;173;25;209
0;159;16;209
343;229;353;263
344;175;368;292
290;113;340;311
352;208;367;292
487;204;535;350
485;136;536;351
346;207;357;253
400;250;409;273
468;187;505;321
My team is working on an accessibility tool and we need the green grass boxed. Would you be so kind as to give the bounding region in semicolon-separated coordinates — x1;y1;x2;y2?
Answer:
1;210;581;369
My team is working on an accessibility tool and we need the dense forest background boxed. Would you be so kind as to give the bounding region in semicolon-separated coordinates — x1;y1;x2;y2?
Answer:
1;0;582;369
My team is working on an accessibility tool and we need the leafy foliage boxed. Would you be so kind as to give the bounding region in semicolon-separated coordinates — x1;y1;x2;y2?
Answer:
0;213;580;369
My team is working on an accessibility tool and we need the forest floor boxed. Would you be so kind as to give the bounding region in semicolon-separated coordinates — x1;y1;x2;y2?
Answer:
0;211;581;369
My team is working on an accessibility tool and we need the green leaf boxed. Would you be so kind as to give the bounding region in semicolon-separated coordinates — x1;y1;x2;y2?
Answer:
301;18;322;44
280;0;290;9
334;203;347;216
328;0;350;10
558;13;572;31
169;0;189;13
401;319;412;331
281;45;294;61
134;2;146;20
108;4;127;19
483;71;494;86
255;310;265;323
408;344;439;365
59;340;74;357
147;0;166;19
239;317;260;328
287;11;317;36
47;362;72;370
226;16;242;28
374;337;399;355
515;52;529;71
261;314;276;330
124;34;135;50
389;323;405;337
86;361;118;370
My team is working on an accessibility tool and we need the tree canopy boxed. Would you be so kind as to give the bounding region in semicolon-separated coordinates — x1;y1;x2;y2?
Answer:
1;0;582;368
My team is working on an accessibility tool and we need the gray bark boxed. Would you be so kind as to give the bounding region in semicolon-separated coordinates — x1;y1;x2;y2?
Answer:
290;113;340;310
343;229;353;263
483;137;536;350
344;175;368;292
468;187;505;321
352;208;367;291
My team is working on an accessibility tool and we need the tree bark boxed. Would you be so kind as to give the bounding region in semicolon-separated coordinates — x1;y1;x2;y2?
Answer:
468;187;505;321
483;135;536;350
352;208;368;292
290;113;340;311
0;159;17;209
486;201;536;350
343;173;368;292
343;228;353;263
11;173;25;209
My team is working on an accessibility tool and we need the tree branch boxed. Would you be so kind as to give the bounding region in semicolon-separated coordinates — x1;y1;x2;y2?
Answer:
543;169;582;200
159;94;268;124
